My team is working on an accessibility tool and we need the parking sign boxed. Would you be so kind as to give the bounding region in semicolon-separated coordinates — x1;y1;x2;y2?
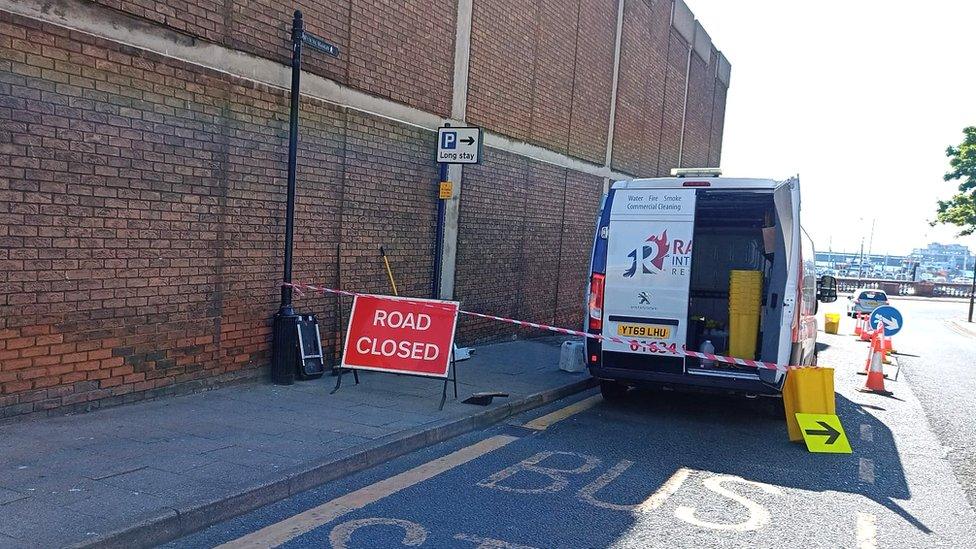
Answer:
437;126;482;164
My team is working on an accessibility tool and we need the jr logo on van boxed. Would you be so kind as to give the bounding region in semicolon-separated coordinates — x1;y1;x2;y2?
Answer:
623;230;692;277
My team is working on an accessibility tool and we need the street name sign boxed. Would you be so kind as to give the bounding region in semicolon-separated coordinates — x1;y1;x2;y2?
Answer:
869;305;903;337
437;126;482;164
302;32;340;57
342;295;459;378
795;413;852;454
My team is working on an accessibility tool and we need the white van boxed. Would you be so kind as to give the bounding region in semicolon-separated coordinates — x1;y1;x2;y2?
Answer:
585;172;837;401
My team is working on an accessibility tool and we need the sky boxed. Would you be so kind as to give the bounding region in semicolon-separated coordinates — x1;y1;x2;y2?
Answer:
687;0;976;256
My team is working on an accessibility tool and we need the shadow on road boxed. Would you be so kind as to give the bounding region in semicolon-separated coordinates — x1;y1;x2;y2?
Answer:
599;387;928;533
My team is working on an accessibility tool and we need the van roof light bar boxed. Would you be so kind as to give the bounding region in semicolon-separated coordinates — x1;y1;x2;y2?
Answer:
671;167;722;178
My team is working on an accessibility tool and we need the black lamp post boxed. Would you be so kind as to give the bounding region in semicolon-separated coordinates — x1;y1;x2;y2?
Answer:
270;10;339;384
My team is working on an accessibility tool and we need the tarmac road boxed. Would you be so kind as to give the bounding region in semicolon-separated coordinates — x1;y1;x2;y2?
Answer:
172;305;976;549
875;298;976;508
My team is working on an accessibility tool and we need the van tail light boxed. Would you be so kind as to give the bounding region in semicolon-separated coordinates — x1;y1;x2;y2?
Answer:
588;274;605;331
681;181;711;187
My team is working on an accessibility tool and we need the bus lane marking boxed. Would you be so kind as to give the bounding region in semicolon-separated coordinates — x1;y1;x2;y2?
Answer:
329;518;427;549
479;450;782;534
218;434;518;549
578;459;638;511
673;475;782;532
477;451;601;493
327;518;540;549
635;467;693;512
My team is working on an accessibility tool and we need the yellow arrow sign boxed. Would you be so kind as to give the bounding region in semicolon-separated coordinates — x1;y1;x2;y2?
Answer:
795;413;852;454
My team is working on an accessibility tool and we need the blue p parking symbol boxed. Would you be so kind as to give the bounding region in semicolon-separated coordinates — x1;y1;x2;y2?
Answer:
441;131;457;150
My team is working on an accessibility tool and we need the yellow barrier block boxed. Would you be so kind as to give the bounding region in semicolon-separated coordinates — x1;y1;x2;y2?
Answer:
824;313;840;335
782;367;836;442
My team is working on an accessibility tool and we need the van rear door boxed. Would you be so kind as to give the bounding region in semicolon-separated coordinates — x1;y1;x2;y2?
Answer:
772;178;802;366
602;188;696;363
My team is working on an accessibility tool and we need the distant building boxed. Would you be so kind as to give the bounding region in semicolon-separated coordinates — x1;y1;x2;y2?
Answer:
911;243;973;271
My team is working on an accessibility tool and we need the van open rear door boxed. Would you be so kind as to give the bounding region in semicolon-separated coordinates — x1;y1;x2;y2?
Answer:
771;178;802;368
602;188;697;370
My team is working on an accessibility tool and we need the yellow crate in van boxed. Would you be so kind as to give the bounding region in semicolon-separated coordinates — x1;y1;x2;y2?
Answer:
729;272;762;300
728;270;763;358
729;313;760;359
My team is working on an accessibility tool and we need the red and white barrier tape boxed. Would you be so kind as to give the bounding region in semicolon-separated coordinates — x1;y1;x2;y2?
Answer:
283;282;796;373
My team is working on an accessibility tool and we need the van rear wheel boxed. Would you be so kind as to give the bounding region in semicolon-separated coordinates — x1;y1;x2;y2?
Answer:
599;380;628;402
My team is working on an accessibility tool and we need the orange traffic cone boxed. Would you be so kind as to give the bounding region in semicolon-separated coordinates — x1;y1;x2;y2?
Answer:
857;340;892;395
882;333;894;353
854;314;864;337
859;332;874;374
859;315;874;341
878;330;891;365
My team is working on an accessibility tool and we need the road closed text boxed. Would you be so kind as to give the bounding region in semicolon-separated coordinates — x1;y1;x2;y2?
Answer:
342;295;460;378
356;310;440;361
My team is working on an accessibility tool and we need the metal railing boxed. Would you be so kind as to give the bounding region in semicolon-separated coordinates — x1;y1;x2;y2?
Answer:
835;277;974;298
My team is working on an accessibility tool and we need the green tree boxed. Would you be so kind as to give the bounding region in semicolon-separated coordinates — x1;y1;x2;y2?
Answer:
934;126;976;236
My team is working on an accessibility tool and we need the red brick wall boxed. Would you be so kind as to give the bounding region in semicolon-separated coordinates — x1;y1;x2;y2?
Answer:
467;0;619;164
708;81;728;168
92;0;225;43
453;149;528;341
345;0;457;116
453;150;602;343
568;0;617;164
229;0;350;85
0;12;437;419
467;0;538;143
610;0;670;176
529;0;578;154
338;111;439;299
657;30;689;175
90;0;718;172
0;0;729;418
609;0;651;175
680;51;710;168
91;0;457;116
516;162;569;327
699;50;718;167
554;171;602;328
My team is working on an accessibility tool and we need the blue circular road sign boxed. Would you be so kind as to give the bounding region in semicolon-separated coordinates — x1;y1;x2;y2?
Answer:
869;305;903;337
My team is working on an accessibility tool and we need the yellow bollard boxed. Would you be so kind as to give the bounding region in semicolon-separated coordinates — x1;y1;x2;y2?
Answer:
782;367;836;442
823;313;840;334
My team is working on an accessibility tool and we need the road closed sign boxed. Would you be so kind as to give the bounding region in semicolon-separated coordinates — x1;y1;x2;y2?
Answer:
342;295;459;378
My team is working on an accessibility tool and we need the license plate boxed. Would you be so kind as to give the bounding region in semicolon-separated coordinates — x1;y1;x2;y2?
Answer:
617;323;671;338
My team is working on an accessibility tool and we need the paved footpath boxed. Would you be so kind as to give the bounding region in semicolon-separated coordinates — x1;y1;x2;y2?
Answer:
0;337;591;548
173;320;976;548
